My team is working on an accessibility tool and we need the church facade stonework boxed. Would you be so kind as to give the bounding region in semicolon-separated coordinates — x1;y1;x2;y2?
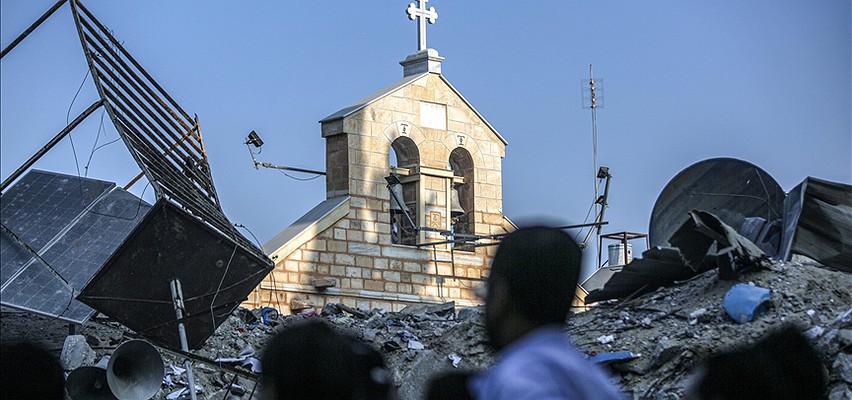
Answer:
245;67;513;314
245;3;513;313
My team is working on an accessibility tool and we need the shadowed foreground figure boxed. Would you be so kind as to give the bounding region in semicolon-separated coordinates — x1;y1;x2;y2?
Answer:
686;325;827;399
426;370;475;400
259;318;394;400
0;341;65;400
470;226;623;400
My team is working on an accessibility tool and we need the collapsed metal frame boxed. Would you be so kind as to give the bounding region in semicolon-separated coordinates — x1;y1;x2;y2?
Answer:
2;0;267;276
2;4;273;393
65;0;261;256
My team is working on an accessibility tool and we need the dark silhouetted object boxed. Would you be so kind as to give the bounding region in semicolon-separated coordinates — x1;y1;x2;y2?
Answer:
259;318;392;400
688;326;826;399
0;342;65;400
425;370;474;400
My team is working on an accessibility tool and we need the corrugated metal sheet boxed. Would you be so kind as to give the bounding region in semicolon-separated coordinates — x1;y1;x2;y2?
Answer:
781;177;852;272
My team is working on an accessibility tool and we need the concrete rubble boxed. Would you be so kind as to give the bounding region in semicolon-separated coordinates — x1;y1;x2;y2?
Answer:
1;256;850;399
59;335;96;371
566;256;851;399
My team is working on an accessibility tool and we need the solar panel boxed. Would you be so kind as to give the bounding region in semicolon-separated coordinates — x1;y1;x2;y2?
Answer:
0;170;151;323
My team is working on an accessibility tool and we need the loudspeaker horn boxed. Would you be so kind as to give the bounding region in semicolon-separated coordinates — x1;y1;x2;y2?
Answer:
106;340;164;400
66;366;118;400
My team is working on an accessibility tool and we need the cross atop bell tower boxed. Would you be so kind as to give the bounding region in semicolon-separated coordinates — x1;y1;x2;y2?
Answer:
400;0;444;76
406;0;437;51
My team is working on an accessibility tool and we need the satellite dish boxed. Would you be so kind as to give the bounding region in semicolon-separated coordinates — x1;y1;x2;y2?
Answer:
649;158;785;247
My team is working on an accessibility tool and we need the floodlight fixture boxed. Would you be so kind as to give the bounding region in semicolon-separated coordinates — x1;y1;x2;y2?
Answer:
244;130;325;175
246;130;264;148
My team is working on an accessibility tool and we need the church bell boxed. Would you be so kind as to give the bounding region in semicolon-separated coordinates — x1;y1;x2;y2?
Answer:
389;183;410;214
451;185;465;217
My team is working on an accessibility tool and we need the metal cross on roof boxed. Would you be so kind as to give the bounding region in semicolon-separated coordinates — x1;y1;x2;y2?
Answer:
406;0;438;51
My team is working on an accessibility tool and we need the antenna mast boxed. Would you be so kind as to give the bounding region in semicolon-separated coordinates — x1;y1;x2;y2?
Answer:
588;64;600;212
579;65;611;267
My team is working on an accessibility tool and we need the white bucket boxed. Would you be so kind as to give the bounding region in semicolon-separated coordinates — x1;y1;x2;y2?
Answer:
607;243;633;267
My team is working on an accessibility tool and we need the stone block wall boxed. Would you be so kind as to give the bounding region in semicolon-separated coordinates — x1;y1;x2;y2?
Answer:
246;72;511;314
248;193;504;314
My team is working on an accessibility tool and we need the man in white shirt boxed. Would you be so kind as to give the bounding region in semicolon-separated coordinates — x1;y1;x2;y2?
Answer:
470;226;623;400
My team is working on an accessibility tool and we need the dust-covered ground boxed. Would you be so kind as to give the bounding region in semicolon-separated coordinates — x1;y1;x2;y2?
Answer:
2;256;850;399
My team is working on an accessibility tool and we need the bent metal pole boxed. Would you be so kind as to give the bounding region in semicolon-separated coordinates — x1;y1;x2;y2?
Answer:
170;279;198;400
0;100;104;192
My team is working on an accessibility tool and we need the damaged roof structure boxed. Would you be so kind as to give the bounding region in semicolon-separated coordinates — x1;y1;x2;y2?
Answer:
587;158;852;305
1;0;272;351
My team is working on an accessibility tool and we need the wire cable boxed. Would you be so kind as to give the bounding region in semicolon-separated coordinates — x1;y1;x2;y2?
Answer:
276;169;323;181
753;168;780;218
574;178;605;243
66;69;91;179
209;239;238;334
83;108;121;176
233;223;280;311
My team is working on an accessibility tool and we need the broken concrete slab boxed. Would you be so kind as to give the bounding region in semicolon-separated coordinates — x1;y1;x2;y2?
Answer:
585;246;698;303
581;266;623;294
587;210;770;303
399;301;455;318
60;335;96;371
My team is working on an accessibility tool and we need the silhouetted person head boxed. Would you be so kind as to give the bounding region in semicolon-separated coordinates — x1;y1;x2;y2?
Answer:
259;318;393;400
686;325;826;400
425;370;474;400
0;341;65;400
485;226;582;350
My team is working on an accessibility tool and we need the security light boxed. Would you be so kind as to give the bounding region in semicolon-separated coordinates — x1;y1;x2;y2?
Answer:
245;130;264;148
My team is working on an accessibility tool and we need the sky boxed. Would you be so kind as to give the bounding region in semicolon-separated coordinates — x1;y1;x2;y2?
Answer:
2;1;850;280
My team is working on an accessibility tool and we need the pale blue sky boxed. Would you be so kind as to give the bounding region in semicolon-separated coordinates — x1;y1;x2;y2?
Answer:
2;1;850;279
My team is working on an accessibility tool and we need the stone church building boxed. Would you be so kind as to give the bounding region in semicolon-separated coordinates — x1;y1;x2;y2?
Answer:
245;5;518;314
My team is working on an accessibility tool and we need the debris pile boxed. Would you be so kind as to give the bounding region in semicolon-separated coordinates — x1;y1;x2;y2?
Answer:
567;256;851;399
182;301;494;400
2;256;852;399
2;256;849;399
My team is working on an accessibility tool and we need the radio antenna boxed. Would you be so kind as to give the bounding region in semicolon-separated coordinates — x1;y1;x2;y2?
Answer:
582;64;604;207
579;65;611;260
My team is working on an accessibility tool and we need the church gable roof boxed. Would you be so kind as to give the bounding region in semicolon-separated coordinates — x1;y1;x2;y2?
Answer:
319;73;428;123
262;196;350;258
319;73;508;146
